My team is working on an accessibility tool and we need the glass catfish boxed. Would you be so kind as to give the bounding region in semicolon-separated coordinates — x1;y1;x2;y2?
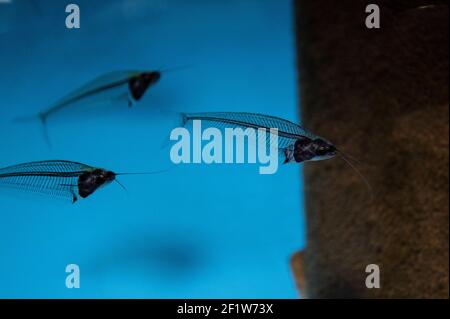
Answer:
0;160;161;203
181;112;372;196
181;111;337;163
14;70;161;144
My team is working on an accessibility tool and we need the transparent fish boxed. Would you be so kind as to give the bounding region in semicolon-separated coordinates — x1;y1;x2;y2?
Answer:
181;112;373;198
181;111;336;163
14;70;161;144
0;160;161;203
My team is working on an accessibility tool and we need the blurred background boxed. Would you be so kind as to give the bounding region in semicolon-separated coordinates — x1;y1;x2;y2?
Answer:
0;0;303;298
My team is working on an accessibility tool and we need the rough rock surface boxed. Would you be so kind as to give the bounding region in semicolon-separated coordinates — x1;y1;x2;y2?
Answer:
292;0;449;298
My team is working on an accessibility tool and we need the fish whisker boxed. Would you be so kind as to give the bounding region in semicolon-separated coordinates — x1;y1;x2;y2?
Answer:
114;179;128;193
336;147;362;166
337;151;374;203
115;169;169;176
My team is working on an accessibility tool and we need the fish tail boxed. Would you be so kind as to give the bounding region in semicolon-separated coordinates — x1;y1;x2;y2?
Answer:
159;112;189;150
38;112;46;125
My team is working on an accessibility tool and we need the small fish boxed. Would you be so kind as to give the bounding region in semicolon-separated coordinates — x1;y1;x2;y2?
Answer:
0;160;162;203
14;70;161;144
182;112;372;197
181;111;337;163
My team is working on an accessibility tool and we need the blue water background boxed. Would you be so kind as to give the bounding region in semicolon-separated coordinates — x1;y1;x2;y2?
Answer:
0;0;304;298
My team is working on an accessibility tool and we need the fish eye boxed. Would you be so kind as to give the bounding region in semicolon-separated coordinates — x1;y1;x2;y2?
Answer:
313;139;335;155
317;146;328;154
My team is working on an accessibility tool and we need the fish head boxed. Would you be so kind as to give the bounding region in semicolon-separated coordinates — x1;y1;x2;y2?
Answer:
101;169;117;183
309;138;337;161
129;71;161;101
147;71;161;84
77;168;116;199
293;137;336;162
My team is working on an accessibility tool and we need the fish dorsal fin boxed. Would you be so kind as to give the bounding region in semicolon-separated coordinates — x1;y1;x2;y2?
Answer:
0;160;93;175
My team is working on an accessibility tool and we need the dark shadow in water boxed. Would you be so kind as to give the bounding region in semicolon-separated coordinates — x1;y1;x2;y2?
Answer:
89;232;207;282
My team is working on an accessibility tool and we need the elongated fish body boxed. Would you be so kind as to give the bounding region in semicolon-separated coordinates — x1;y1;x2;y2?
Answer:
14;70;160;145
41;70;161;119
0;160;116;203
182;112;337;163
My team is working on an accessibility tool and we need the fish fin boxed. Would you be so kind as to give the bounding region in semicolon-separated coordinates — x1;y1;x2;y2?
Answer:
181;113;188;126
38;113;52;148
281;146;294;164
63;186;79;204
159;112;188;150
111;92;133;108
126;94;135;108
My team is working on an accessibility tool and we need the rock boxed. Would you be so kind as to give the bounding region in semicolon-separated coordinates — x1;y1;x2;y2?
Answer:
292;0;449;298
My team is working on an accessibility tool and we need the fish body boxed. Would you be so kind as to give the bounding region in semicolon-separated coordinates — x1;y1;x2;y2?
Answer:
182;112;371;197
0;160;116;203
40;70;160;118
182;112;337;163
14;70;161;144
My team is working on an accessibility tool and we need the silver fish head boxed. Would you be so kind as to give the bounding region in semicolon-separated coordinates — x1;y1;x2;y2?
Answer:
292;137;337;163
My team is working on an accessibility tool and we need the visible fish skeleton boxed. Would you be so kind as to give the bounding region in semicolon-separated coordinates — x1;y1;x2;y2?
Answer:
0;160;163;203
181;111;337;163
